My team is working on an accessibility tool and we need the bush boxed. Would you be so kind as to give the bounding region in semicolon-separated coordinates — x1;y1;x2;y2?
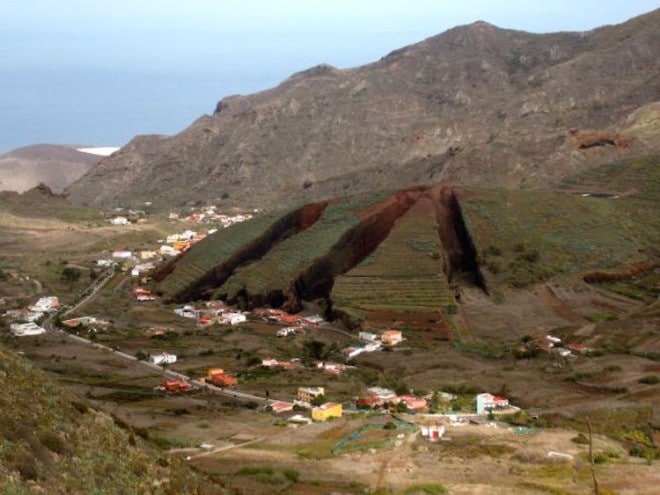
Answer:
282;468;299;483
403;483;448;495
638;375;659;384
486;260;501;274
39;430;68;454
485;245;502;256
571;433;589;445
523;249;540;263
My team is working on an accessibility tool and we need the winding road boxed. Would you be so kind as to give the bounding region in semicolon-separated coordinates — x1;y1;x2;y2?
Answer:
43;269;273;405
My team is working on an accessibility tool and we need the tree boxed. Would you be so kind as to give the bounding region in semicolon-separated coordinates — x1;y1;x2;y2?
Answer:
60;266;82;287
394;383;410;396
311;394;327;406
302;340;327;361
429;391;441;414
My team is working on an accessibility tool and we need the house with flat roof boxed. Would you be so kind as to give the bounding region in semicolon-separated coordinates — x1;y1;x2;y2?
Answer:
311;402;342;422
476;393;509;414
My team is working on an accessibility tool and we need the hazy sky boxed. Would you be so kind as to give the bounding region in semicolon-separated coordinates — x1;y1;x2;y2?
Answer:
1;0;657;151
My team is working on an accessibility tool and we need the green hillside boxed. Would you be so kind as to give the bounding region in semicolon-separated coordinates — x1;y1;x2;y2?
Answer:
461;155;660;288
219;190;397;304
332;196;454;320
0;344;219;494
156;208;298;301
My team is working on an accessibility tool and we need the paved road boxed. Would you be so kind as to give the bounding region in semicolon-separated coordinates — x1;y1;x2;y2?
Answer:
41;267;284;405
62;267;116;317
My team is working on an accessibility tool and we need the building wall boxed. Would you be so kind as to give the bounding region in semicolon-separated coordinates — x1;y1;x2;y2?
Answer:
312;403;342;422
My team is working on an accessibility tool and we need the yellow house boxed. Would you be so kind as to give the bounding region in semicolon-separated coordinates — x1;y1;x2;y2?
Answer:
311;402;343;422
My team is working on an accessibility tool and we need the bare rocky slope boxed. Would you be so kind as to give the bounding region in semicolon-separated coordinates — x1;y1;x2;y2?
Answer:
67;10;660;209
0;144;100;193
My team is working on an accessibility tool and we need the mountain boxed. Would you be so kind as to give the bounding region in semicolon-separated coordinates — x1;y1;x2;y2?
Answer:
0;144;102;193
153;153;659;331
67;10;660;209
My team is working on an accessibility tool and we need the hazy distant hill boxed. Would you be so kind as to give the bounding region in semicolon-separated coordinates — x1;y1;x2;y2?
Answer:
0;144;100;193
67;9;660;208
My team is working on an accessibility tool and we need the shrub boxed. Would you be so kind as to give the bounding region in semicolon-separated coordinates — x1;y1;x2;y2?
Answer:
638;375;659;385
485;245;502;256
523;249;540;263
486;260;501;274
39;430;68;454
571;433;589;445
282;468;299;483
403;483;448;495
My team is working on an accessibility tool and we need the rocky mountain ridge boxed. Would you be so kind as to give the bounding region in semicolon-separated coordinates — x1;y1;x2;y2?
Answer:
66;10;660;209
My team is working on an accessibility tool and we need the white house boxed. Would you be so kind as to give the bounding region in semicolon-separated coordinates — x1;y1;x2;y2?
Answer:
358;331;378;342
131;262;155;277
174;305;198;319
476;393;509;414
10;322;46;336
149;353;177;365
219;312;247;325
421;423;446;442
109;216;130;226
364;342;382;352
97;259;115;268
159;245;180;257
112;250;133;259
276;327;297;337
30;296;59;313
6;310;44;322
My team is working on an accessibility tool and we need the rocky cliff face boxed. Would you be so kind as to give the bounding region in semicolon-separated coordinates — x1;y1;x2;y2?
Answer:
66;10;660;209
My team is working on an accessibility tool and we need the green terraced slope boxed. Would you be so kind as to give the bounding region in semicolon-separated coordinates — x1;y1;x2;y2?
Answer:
219;190;404;308
156;206;307;301
461;162;660;288
332;196;454;322
563;154;660;202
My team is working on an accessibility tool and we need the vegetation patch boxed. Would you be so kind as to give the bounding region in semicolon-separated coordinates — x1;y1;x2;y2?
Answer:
333;196;453;325
462;156;660;288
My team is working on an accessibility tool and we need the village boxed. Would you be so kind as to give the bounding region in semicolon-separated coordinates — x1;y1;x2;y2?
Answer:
0;202;638;494
0;204;655;494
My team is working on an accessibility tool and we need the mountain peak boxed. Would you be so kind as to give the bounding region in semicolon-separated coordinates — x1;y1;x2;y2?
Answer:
66;12;660;209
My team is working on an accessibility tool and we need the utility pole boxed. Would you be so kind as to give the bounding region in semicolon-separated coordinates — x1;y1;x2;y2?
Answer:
587;416;600;495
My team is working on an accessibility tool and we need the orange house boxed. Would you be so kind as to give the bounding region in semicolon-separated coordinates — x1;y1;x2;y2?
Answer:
206;368;237;387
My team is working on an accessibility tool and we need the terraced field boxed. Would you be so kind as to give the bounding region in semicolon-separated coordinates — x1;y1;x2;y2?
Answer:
219;190;409;308
156;206;307;301
562;154;660;201
460;183;659;288
332;196;454;325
